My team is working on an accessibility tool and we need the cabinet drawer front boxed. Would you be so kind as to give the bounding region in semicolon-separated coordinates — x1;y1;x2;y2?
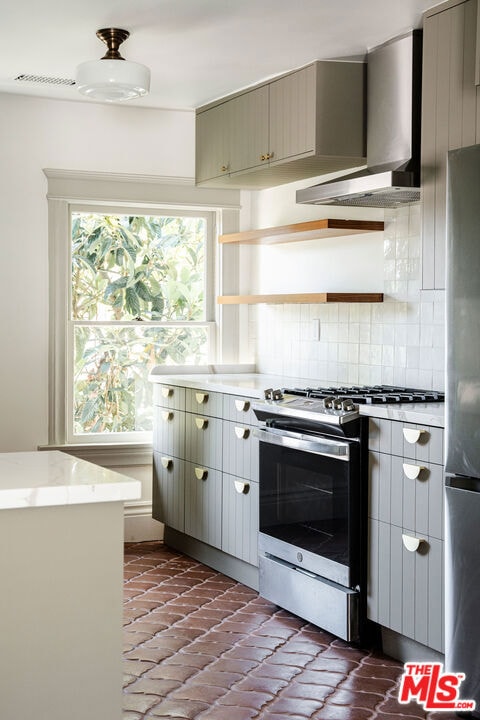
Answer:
184;462;222;549
222;473;259;566
152;453;185;532
222;394;258;425
391;423;444;464
154;408;185;457
222;421;259;481
369;452;444;539
369;418;444;464
185;388;223;418
368;519;444;652
185;414;222;470
153;384;185;410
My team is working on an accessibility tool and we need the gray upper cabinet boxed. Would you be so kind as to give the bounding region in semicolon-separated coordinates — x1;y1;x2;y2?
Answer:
229;86;269;174
195;61;366;189
195;100;232;183
422;0;479;290
268;65;316;164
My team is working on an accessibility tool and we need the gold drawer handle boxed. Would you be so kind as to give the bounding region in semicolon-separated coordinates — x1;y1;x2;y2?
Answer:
221;164;229;172
195;417;209;430
161;386;173;398
234;480;250;495
195;392;209;404
161;410;174;422
234;426;250;440
195;467;208;480
403;463;426;480
161;457;173;470
403;428;427;444
234;399;250;412
402;533;426;553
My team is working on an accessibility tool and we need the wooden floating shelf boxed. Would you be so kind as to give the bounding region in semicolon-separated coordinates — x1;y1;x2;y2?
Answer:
217;293;384;305
219;218;385;245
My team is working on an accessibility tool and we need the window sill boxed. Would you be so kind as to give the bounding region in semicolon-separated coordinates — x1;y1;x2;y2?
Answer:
38;443;153;469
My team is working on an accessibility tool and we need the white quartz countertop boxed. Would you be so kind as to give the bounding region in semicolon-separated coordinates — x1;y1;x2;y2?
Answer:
0;451;141;510
149;370;445;427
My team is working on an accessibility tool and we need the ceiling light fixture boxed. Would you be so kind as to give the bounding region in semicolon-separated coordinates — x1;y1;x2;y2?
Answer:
76;28;150;102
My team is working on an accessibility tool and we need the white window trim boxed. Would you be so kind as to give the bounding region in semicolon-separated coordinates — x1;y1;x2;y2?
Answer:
44;169;241;461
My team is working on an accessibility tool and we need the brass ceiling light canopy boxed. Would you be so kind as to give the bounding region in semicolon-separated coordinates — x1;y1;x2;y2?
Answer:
76;28;150;102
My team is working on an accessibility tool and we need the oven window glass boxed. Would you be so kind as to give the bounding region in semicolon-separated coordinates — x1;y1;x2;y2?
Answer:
259;442;357;567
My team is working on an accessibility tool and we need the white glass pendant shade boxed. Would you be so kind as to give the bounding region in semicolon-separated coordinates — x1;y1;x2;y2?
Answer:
76;59;150;102
76;29;150;102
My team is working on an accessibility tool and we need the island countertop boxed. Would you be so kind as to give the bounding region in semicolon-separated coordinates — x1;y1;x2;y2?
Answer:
0;450;141;510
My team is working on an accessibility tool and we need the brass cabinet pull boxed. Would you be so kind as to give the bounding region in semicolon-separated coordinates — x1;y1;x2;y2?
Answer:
234;399;250;412
403;428;427;444
195;417;209;430
402;533;426;553
221;164;229;172
161;386;173;398
161;410;174;422
195;392;209;404
234;426;250;439
403;463;426;480
195;467;208;480
234;480;250;495
160;457;173;470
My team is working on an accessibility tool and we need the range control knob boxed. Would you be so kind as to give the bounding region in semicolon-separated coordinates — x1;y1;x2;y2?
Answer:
333;398;344;411
264;388;273;400
323;396;335;409
342;398;356;412
272;389;284;401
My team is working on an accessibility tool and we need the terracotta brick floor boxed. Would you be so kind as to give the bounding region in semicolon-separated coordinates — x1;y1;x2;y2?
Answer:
123;542;457;720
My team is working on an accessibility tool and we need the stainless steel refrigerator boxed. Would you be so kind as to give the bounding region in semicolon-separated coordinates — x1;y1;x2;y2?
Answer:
445;142;480;716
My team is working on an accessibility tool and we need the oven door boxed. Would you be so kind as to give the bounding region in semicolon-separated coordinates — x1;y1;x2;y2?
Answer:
255;424;361;589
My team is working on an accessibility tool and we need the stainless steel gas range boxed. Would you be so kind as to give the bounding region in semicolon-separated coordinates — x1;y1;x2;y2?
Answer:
253;384;445;643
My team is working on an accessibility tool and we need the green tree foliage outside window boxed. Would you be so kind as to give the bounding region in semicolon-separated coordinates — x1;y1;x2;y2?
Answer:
71;212;209;436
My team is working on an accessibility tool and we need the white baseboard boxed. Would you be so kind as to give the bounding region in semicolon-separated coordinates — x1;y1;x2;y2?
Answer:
124;502;164;543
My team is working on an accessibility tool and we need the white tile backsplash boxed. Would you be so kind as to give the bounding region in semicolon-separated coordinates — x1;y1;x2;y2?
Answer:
250;205;446;390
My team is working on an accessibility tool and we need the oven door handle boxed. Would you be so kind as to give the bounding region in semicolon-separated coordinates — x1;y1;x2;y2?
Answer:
253;427;350;460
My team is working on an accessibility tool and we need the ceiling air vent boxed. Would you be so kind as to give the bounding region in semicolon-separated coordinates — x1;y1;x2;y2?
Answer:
15;74;75;86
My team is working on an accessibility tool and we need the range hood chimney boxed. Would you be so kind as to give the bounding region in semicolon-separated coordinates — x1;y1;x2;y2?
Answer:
296;30;422;208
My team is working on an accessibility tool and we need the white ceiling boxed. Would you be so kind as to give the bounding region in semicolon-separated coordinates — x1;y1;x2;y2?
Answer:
1;0;439;110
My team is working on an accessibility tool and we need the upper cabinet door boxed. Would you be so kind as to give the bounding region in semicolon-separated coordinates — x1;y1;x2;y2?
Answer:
196;101;232;183
422;0;478;290
195;61;365;187
269;64;316;163
229;86;269;174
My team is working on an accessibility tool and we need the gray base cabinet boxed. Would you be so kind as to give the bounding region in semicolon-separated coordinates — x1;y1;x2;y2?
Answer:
368;417;445;653
152;453;185;533
222;473;259;566
184;462;222;549
152;382;260;587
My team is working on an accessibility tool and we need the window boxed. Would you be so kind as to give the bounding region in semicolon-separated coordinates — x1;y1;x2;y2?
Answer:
45;170;240;452
69;209;214;442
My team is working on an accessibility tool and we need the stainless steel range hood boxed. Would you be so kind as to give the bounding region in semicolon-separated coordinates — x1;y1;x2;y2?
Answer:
297;30;422;208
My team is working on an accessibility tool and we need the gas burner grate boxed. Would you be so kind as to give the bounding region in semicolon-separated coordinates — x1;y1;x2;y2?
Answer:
282;385;445;404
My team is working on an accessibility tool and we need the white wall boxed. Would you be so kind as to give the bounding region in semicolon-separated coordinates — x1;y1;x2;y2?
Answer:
245;179;445;390
0;92;195;540
0;92;194;453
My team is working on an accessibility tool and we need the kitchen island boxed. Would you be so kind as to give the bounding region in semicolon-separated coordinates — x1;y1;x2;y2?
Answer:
0;450;141;720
